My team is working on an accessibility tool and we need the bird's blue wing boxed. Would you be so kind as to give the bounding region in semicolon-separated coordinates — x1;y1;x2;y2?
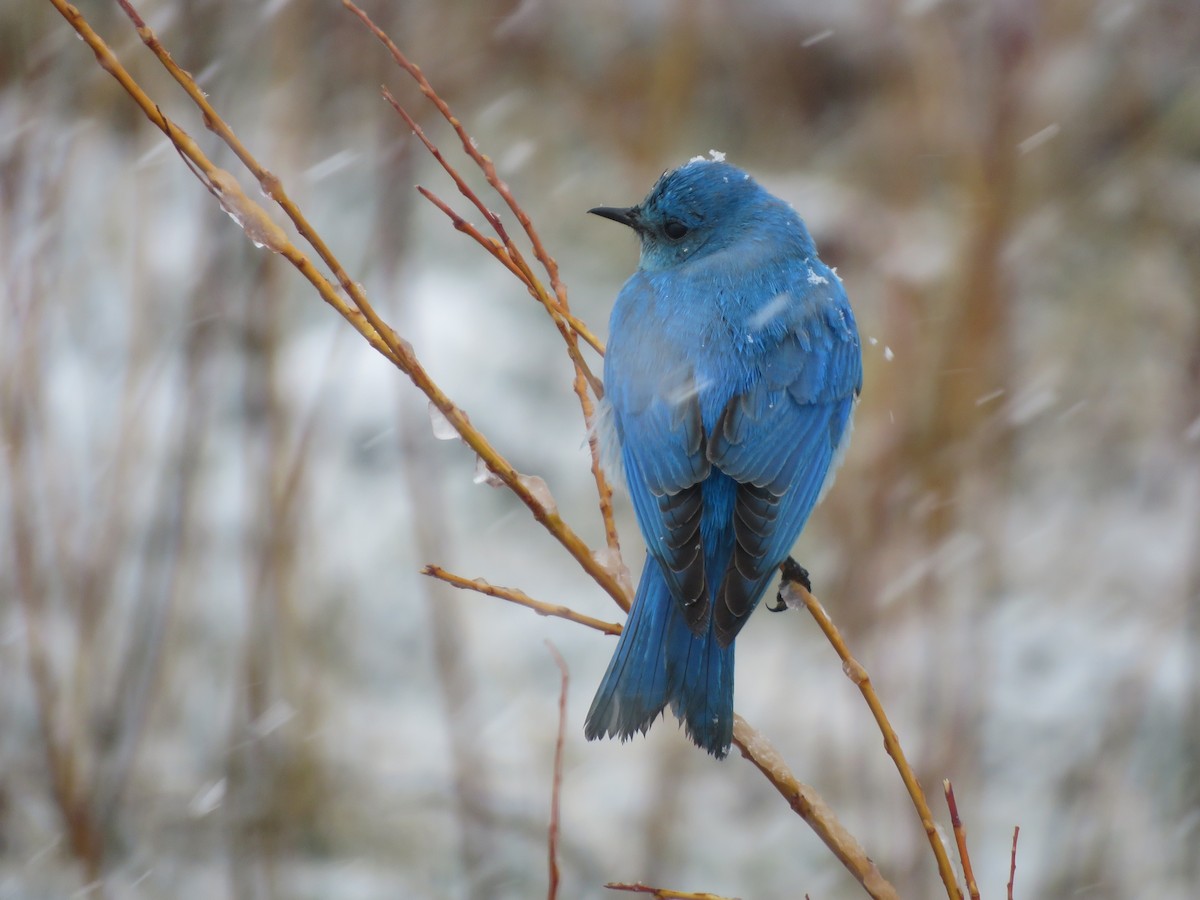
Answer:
706;273;862;645
606;275;713;633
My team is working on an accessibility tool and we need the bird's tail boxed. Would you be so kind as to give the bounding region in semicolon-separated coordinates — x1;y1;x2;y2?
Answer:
585;558;735;758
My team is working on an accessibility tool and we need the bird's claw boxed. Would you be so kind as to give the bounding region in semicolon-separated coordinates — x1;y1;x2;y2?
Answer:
769;557;812;611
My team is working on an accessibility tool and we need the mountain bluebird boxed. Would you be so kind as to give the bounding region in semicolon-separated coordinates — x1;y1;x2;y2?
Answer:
584;158;862;758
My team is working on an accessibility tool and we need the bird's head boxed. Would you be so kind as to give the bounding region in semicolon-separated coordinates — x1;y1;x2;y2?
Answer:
589;159;801;271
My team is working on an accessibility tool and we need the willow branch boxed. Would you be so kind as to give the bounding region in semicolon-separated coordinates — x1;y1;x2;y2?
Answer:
943;780;979;900
605;884;740;900
347;0;623;567
114;0;373;324
1007;826;1020;900
49;0;389;359
406;176;602;399
54;0;629;611
427;564;896;896
416;186;534;287
778;564;962;900
341;2;584;321
352;9;604;360
423;566;621;635
546;642;569;900
732;716;899;900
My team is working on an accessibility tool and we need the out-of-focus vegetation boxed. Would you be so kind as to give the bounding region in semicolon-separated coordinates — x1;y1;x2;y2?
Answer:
2;1;1198;898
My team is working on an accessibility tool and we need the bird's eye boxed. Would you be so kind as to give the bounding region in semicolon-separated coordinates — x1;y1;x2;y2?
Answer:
664;220;689;240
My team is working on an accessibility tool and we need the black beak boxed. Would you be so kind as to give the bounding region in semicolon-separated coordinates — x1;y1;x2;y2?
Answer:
588;205;642;231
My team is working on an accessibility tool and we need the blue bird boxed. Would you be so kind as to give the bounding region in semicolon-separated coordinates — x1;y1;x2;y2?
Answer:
584;158;862;758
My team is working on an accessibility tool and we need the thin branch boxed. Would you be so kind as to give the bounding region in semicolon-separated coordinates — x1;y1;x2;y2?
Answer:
778;562;962;900
943;780;979;900
1007;825;1020;900
414;173;611;564
1;154;106;887
605;884;741;900
378;90;510;242
347;1;622;569
413;182;603;397
363;29;604;362
48;0;388;358
423;566;621;635
731;717;899;900
342;2;579;315
3;402;106;887
587;442;622;559
427;562;896;897
114;0;373;325
546;642;569;900
415;186;535;289
52;0;630;611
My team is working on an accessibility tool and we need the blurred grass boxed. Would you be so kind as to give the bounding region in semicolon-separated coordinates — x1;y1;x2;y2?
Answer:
2;0;1199;898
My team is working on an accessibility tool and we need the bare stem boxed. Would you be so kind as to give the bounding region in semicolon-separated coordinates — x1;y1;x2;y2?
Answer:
943;780;979;900
778;567;962;900
731;716;900;900
546;643;569;900
341;2;578;313
114;0;379;327
50;0;630;610
411;181;603;398
423;566;620;635
3;407;106;888
604;883;742;899
1008;825;1020;900
353;6;621;565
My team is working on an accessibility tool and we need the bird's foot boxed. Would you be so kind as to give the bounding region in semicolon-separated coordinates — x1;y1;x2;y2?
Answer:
768;557;812;611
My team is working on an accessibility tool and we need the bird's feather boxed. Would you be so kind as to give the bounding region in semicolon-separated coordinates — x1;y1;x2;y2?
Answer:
706;277;861;644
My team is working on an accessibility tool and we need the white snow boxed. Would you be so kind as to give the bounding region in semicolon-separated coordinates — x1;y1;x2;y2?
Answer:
186;779;227;818
428;401;459;440
472;455;506;487
517;473;558;515
1018;123;1062;155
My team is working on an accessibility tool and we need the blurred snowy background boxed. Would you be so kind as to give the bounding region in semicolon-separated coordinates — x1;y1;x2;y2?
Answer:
2;0;1199;898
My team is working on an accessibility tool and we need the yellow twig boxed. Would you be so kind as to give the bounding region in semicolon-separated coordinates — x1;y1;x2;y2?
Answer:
56;0;631;611
341;2;596;340
1007;825;1020;900
48;0;391;362
778;566;963;900
546;642;569;900
944;780;980;900
407;176;603;399
346;0;622;571
731;716;900;900
604;883;741;900
423;566;621;635
426;562;898;896
114;0;373;324
413;182;606;422
346;3;604;360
